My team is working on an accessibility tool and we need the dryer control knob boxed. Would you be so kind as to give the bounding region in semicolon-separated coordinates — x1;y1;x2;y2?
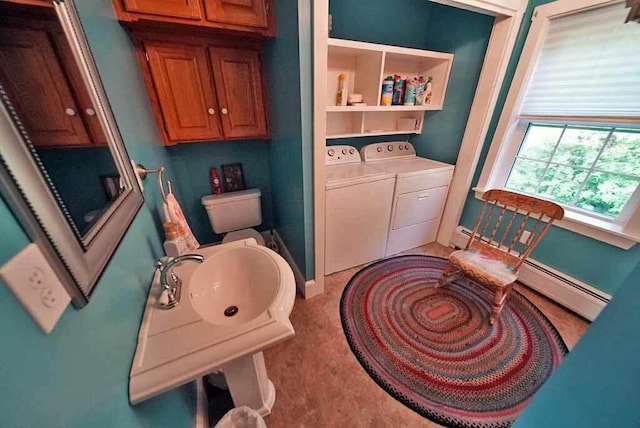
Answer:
387;145;394;151
342;148;348;155
399;145;404;150
328;149;335;156
349;148;355;154
405;144;410;150
376;147;382;153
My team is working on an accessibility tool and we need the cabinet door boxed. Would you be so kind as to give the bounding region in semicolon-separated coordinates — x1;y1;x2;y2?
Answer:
123;0;202;20
203;0;267;28
0;26;89;147
51;31;107;146
145;41;223;142
209;47;267;139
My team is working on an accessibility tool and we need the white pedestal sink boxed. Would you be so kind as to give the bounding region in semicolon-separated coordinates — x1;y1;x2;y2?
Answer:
129;238;296;415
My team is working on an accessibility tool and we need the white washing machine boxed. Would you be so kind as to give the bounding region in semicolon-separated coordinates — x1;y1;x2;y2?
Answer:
325;145;395;274
361;142;454;256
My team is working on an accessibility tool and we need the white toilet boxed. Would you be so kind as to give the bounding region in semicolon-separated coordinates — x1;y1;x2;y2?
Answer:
201;189;266;246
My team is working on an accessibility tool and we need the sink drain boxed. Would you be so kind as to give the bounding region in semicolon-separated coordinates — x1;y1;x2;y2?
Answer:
224;305;239;317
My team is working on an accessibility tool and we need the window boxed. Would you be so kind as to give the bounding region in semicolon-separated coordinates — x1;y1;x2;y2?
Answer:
477;0;640;249
506;124;640;219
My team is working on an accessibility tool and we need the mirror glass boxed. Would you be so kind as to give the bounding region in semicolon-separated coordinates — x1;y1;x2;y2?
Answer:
0;2;123;242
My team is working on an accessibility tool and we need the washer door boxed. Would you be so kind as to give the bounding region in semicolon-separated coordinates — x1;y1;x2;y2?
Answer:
325;178;395;274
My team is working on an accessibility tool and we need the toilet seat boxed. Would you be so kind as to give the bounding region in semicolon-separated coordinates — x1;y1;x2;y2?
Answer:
222;228;265;246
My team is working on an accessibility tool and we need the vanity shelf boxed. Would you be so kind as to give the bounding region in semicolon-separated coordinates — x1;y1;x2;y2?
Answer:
326;38;453;139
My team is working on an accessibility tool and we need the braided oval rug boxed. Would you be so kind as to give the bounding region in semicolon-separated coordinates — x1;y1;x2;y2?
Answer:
340;255;568;428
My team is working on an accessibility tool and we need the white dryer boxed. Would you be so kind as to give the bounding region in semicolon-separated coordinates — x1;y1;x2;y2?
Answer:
361;142;454;256
325;145;395;274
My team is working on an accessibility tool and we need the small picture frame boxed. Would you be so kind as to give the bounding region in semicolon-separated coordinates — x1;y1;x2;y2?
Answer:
221;163;246;192
101;174;122;201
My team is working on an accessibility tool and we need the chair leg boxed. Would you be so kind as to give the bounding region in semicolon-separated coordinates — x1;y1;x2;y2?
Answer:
435;263;458;289
489;283;514;325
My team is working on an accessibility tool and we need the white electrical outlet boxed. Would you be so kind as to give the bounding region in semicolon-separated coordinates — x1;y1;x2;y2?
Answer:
519;230;532;245
0;243;70;334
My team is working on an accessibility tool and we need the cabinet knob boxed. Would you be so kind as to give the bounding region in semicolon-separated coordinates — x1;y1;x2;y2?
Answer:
65;108;76;116
221;108;228;115
85;108;96;116
207;108;215;115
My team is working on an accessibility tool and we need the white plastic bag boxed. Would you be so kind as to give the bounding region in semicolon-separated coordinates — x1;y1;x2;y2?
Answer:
214;406;267;428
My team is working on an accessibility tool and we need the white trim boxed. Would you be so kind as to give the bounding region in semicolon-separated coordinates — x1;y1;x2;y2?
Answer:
430;0;525;17
451;226;609;321
313;0;329;298
273;230;323;299
195;378;208;428
437;9;525;246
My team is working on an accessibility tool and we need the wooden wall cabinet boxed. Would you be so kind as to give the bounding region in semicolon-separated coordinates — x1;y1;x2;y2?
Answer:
140;36;269;145
203;0;267;29
0;20;106;148
209;47;267;139
122;0;202;20
114;0;274;37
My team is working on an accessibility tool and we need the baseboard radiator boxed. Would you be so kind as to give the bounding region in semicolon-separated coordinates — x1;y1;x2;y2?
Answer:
450;226;610;321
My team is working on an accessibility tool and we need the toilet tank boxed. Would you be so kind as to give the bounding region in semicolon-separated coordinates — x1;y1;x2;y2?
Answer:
201;189;262;234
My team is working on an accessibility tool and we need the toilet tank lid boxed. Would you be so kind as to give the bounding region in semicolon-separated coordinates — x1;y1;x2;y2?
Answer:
201;189;261;206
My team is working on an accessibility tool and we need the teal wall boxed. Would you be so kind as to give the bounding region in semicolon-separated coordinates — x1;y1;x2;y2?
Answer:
0;0;196;426
266;0;314;279
514;261;640;427
328;1;494;166
460;0;640;295
167;141;274;244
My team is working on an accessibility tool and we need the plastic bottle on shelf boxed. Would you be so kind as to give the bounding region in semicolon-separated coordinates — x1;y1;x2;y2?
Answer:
415;77;427;105
336;73;348;106
392;75;406;105
210;167;222;195
425;76;433;104
404;78;418;105
163;222;188;257
380;76;394;106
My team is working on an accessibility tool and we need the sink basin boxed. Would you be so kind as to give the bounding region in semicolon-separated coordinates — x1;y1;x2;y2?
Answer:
189;246;280;325
129;238;296;415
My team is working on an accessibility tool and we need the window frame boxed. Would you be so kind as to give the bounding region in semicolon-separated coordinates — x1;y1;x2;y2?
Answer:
476;0;640;249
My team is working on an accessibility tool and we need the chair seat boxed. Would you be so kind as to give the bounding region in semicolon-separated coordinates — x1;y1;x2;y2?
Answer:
449;248;518;288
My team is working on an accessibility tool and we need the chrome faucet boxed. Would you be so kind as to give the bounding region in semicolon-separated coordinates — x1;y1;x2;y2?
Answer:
155;254;204;309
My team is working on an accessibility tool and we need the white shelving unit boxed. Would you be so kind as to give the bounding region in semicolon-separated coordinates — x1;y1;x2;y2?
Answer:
326;38;454;139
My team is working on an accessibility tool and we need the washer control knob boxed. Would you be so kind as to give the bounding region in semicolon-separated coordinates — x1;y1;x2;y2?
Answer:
328;149;335;156
399;145;404;150
349;148;355;154
342;148;348;155
376;147;382;153
387;145;394;151
405;144;410;150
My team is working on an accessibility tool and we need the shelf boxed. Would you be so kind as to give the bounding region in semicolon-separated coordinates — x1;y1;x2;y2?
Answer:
327;130;419;139
326;38;453;140
326;105;439;112
328;38;453;61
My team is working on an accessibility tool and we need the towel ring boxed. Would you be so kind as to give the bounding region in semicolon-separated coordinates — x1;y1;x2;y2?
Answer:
134;164;168;203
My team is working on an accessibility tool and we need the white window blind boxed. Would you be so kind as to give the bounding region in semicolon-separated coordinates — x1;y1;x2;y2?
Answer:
520;2;640;118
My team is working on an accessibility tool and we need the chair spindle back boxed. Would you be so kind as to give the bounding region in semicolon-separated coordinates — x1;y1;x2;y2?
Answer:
467;190;564;271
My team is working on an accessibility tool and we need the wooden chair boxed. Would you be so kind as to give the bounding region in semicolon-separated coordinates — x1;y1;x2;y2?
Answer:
436;189;564;324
